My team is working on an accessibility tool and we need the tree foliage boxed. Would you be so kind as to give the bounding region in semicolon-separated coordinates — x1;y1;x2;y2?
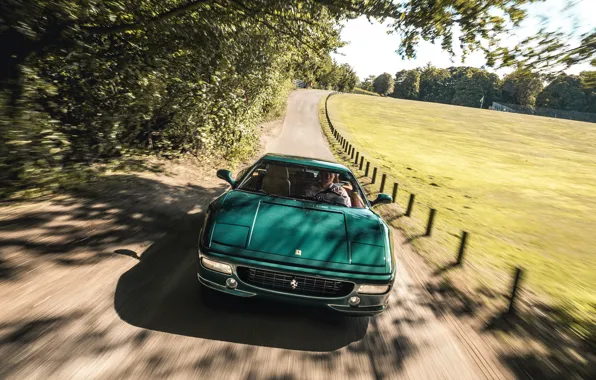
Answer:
373;73;394;96
2;0;589;196
358;75;377;92
392;64;500;108
488;29;596;83
392;70;420;100
371;64;596;114
418;64;452;104
500;69;543;107
580;72;596;113
452;70;500;108
0;0;346;195
536;74;587;112
317;60;358;92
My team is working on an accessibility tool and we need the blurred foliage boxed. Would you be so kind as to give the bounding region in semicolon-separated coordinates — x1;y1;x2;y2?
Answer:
0;0;345;197
489;29;596;80
1;0;573;197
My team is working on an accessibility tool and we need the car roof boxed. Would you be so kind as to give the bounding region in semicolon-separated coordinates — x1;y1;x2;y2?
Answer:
261;153;350;172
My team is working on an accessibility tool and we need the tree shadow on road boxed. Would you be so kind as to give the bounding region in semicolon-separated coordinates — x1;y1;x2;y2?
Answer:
485;305;596;380
0;173;224;279
420;274;596;379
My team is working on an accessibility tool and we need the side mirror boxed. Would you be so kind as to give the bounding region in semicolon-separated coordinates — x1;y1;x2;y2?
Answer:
371;193;392;206
216;169;236;187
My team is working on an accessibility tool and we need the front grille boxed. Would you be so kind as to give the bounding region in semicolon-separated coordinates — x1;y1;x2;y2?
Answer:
237;266;354;298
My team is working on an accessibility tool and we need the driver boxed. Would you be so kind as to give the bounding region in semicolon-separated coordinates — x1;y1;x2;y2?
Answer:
304;170;352;207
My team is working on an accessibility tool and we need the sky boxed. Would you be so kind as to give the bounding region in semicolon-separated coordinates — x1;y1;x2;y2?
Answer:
331;0;595;80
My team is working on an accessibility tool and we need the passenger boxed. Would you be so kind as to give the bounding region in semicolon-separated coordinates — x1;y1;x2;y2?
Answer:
304;170;352;207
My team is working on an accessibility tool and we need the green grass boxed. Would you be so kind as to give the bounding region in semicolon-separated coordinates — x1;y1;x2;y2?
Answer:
327;94;596;332
351;87;380;96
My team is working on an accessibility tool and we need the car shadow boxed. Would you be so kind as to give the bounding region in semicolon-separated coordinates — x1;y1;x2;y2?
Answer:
114;212;369;352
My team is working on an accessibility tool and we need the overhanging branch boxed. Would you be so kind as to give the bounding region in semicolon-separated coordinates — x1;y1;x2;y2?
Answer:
82;0;212;35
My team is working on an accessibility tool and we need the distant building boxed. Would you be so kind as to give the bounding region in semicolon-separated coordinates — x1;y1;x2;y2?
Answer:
491;102;515;112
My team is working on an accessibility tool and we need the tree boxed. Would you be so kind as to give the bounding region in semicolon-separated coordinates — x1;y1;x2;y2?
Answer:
0;0;552;97
392;70;420;100
335;64;358;92
452;75;485;108
580;71;596;113
373;73;394;96
471;70;500;108
418;64;452;103
500;70;543;107
359;75;376;92
536;74;587;111
317;60;358;92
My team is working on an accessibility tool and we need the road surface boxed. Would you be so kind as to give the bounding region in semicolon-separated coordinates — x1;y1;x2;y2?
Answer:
0;90;510;379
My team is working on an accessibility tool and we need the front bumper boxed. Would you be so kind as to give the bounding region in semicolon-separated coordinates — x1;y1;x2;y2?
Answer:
197;252;392;316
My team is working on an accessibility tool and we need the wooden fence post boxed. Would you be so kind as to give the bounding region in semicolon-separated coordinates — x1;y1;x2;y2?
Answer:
359;156;364;170
350;147;355;160
372;167;377;184
425;209;437;236
405;194;415;216
507;267;524;314
355;151;359;165
380;173;386;193
365;162;370;177
456;231;468;265
392;183;398;203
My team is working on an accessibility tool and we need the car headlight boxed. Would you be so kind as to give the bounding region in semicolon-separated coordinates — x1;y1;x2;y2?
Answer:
358;284;390;294
201;256;232;275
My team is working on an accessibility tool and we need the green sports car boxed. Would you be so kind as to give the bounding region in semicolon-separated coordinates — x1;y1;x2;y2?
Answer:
198;154;395;316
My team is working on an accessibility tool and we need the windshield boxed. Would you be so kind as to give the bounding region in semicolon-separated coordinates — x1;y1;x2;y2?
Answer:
238;160;367;208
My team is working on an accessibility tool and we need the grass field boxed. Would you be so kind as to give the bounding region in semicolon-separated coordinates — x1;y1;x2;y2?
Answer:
351;87;380;96
327;94;596;332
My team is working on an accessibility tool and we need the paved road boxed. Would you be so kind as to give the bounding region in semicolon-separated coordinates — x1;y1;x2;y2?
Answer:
268;90;336;161
0;90;509;379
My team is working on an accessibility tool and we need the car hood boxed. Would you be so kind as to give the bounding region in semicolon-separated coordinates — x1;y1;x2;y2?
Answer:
205;191;392;274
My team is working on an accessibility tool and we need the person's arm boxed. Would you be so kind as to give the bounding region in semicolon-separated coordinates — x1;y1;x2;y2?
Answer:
351;191;365;208
334;185;352;208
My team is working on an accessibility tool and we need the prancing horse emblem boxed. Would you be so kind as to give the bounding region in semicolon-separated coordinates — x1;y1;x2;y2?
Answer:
290;279;298;289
